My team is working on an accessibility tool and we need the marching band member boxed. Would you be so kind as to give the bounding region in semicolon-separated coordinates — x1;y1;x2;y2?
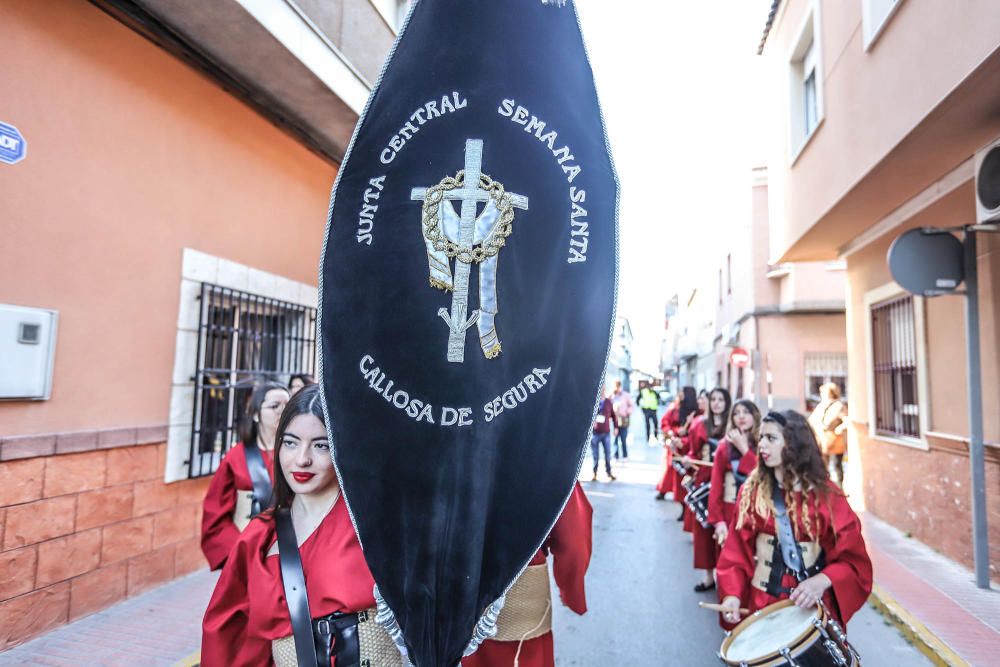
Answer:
463;484;593;667
202;385;401;666
708;399;761;544
717;410;873;629
289;373;317;396
676;388;731;592
201;381;289;570
655;386;697;503
707;398;760;629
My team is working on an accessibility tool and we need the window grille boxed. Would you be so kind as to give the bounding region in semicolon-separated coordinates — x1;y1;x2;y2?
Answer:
187;283;317;478
804;351;848;408
871;296;919;438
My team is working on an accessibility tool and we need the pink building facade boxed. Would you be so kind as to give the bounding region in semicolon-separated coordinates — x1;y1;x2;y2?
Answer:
759;0;1000;580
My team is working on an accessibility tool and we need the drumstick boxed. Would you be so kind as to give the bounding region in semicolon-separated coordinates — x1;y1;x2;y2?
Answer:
698;602;749;614
687;459;712;467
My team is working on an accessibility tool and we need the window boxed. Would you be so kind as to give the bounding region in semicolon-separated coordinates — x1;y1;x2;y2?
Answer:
863;0;904;50
804;352;848;411
803;68;818;136
788;4;823;159
187;283;317;478
871;296;919;438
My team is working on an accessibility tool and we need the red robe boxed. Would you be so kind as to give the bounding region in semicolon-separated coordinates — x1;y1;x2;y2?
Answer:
707;440;757;528
462;484;593;667
201;497;376;667
655;406;683;498
201;442;273;570
683;417;718;569
716;483;873;629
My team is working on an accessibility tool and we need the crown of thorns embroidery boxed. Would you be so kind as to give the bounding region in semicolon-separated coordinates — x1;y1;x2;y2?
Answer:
421;170;516;264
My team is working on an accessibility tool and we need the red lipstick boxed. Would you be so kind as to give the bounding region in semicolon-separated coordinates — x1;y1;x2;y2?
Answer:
291;472;315;483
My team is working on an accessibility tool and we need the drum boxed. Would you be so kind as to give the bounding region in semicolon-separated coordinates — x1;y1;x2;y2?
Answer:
719;600;860;667
684;482;711;528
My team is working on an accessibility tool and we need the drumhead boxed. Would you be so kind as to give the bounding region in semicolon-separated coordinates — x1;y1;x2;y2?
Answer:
723;604;818;663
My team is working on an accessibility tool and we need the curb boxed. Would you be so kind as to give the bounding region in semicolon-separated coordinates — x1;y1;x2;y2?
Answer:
172;652;200;667
868;583;970;667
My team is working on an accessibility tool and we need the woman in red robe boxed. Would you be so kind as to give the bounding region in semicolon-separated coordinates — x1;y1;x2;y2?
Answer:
201;381;289;570
654;386;697;505
706;398;760;629
202;385;402;666
677;387;730;591
717;410;872;630
462;484;592;667
708;398;761;541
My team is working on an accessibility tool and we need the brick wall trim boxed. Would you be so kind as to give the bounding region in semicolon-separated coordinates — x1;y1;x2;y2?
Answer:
0;424;168;462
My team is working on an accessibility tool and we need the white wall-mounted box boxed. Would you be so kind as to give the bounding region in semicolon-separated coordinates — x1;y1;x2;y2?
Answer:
0;304;58;400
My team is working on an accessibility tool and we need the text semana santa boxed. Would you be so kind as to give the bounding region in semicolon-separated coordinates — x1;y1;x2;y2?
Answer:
498;99;589;264
359;355;552;426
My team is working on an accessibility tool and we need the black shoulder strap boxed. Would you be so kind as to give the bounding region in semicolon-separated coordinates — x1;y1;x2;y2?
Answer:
276;507;320;667
771;483;807;579
244;441;273;517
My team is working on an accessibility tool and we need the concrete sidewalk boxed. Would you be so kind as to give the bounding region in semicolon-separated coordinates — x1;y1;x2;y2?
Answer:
0;569;216;667
863;513;1000;667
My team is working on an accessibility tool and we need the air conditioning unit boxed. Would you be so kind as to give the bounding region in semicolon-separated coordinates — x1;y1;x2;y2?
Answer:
0;305;58;400
974;137;1000;223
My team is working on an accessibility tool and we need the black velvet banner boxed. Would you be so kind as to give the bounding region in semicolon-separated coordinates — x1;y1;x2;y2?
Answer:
319;1;618;664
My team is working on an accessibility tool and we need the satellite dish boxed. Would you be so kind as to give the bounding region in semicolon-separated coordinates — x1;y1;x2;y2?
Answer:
887;228;965;296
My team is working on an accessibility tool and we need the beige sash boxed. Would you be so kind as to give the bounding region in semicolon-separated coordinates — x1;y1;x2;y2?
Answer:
752;533;822;593
271;607;403;667
232;490;255;532
492;564;553;642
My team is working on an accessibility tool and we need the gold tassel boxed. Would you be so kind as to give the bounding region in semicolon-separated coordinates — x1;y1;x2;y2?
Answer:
429;277;453;292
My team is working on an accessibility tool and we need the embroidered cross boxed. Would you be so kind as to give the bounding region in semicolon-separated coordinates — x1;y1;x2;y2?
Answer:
411;139;528;363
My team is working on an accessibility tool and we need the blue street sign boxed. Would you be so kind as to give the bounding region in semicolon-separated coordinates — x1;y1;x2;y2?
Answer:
0;122;26;165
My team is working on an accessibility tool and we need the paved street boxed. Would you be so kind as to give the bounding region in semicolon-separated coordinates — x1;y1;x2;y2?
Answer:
554;421;933;666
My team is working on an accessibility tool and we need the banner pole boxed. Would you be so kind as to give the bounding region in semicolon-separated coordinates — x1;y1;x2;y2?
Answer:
963;229;990;589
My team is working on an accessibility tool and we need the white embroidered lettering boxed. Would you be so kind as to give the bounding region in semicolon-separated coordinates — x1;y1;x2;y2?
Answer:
380;95;466;164
483;365;553;422
441;407;458;426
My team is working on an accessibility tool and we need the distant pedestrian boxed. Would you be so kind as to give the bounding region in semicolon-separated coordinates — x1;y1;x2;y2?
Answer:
638;381;659;442
612;379;634;459
288;373;315;396
808;383;847;486
591;387;618;481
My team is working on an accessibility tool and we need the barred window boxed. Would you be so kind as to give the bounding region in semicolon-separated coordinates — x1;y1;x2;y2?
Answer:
804;351;848;409
871;295;919;438
187;283;316;477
